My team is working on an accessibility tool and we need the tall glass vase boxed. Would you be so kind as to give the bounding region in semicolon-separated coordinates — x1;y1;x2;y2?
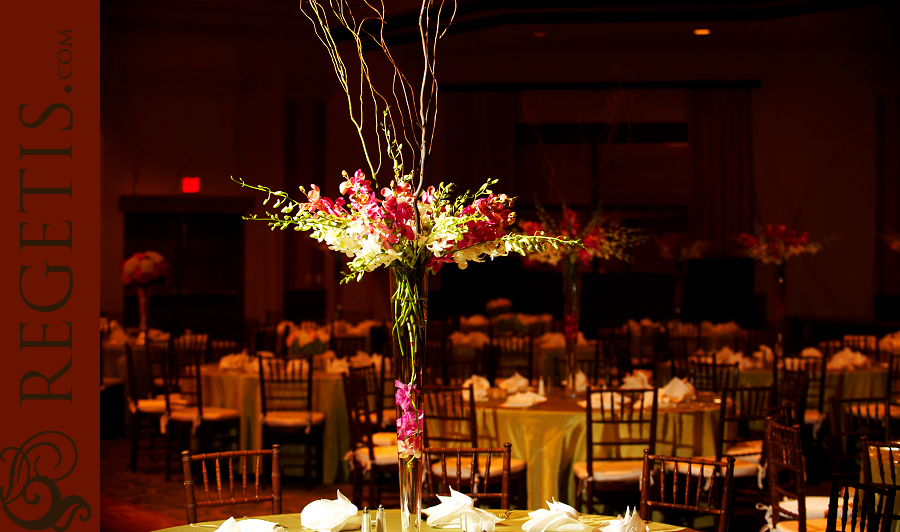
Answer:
773;263;787;359
135;285;151;345
390;264;427;532
563;258;581;398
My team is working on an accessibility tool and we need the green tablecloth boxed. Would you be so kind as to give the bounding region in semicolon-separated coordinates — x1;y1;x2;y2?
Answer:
151;508;693;532
200;366;349;484
472;391;720;509
739;365;888;401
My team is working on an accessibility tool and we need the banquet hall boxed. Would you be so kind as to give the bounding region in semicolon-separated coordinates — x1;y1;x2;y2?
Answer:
99;1;900;532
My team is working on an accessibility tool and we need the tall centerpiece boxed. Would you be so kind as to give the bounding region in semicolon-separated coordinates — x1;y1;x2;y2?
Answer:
656;233;706;317
234;2;576;529
519;204;645;397
121;251;169;345
738;223;825;356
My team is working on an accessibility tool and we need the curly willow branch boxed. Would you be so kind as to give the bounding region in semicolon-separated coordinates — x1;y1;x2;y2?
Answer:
299;0;455;198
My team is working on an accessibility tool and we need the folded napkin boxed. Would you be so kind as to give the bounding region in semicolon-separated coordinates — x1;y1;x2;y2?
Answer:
213;517;285;532
276;320;295;336
497;372;530;393
573;370;588;393
147;328;170;342
827;348;869;370
660;377;695;404
596;508;648;532
103;328;129;347
423;487;500;528
461;375;491;402
327;357;350;374
349;351;381;369
752;344;774;363
449;331;491;349
620;372;651;390
522;499;595;532
462;314;489;326
536;332;565;349
486;297;513;312
502;391;547;408
801;347;823;358
578;392;630;410
300;490;361;532
218;352;252;371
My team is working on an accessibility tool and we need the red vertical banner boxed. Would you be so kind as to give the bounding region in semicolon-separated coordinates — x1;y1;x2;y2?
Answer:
0;1;100;531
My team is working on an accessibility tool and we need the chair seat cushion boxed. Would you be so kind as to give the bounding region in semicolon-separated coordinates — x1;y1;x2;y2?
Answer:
363;432;397;447
572;460;644;483
263;410;325;427
170;407;240;422
430;456;526;478
725;440;762;464
777;496;831;520
354;445;400;467
668;456;760;478
775;518;828;532
132;398;166;414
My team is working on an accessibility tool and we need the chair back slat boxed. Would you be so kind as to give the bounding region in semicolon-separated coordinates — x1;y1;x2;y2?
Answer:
181;446;281;524
424;444;512;509
585;387;658;474
424;385;478;448
764;418;806;528
828;477;897;532
640;451;736;532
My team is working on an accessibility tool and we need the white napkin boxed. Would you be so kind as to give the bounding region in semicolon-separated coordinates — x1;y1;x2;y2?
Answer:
752;344;774;364
522;499;595;532
461;375;491;402
596;508;648;532
349;351;381;369
497;372;529;393
218;352;251;371
619;372;650;390
660;377;695;404
502;391;548;408
423;487;500;527
537;333;566;349
462;314;489;326
147;329;170;342
801;347;823;358
574;370;588;393
448;331;491;349
327;357;351;374
827;348;869;370
578;392;630;410
300;490;361;532
213;517;285;532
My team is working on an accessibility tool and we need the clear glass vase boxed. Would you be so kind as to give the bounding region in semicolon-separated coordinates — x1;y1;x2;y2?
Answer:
562;258;581;398
135;285;151;345
390;264;427;532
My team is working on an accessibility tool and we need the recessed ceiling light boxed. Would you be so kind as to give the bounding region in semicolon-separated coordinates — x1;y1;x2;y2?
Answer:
533;31;546;38
694;29;711;36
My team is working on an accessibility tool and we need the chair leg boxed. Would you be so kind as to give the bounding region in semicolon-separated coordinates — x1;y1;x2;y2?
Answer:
130;412;141;473
165;425;174;482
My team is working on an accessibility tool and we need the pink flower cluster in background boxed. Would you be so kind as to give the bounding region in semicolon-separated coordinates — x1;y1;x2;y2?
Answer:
737;224;823;265
121;251;169;286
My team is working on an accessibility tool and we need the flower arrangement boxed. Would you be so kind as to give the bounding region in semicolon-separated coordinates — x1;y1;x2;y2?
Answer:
656;233;707;262
737;224;823;265
884;233;900;254
286;322;330;356
235;174;564;282
121;251;168;286
518;204;646;267
235;2;576;517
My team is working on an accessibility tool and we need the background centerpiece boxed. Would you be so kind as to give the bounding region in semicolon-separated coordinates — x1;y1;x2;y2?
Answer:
121;251;169;345
655;232;707;317
519;203;645;397
234;1;576;529
737;223;826;357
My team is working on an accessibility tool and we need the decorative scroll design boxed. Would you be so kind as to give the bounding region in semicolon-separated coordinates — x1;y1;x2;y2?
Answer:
0;431;91;531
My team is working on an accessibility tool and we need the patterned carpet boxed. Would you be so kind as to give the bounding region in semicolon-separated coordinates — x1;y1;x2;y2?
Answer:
100;438;351;531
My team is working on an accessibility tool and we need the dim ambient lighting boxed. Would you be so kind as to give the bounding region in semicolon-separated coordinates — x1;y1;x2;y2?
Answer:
182;177;201;193
694;28;711;36
533;31;546;38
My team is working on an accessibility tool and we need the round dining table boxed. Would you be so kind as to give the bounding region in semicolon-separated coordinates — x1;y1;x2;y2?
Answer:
200;365;351;484
150;508;697;532
738;364;888;401
470;390;721;510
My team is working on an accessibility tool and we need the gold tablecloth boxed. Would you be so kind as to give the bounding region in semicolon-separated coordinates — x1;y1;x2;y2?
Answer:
472;391;720;509
151;508;693;532
200;365;349;484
